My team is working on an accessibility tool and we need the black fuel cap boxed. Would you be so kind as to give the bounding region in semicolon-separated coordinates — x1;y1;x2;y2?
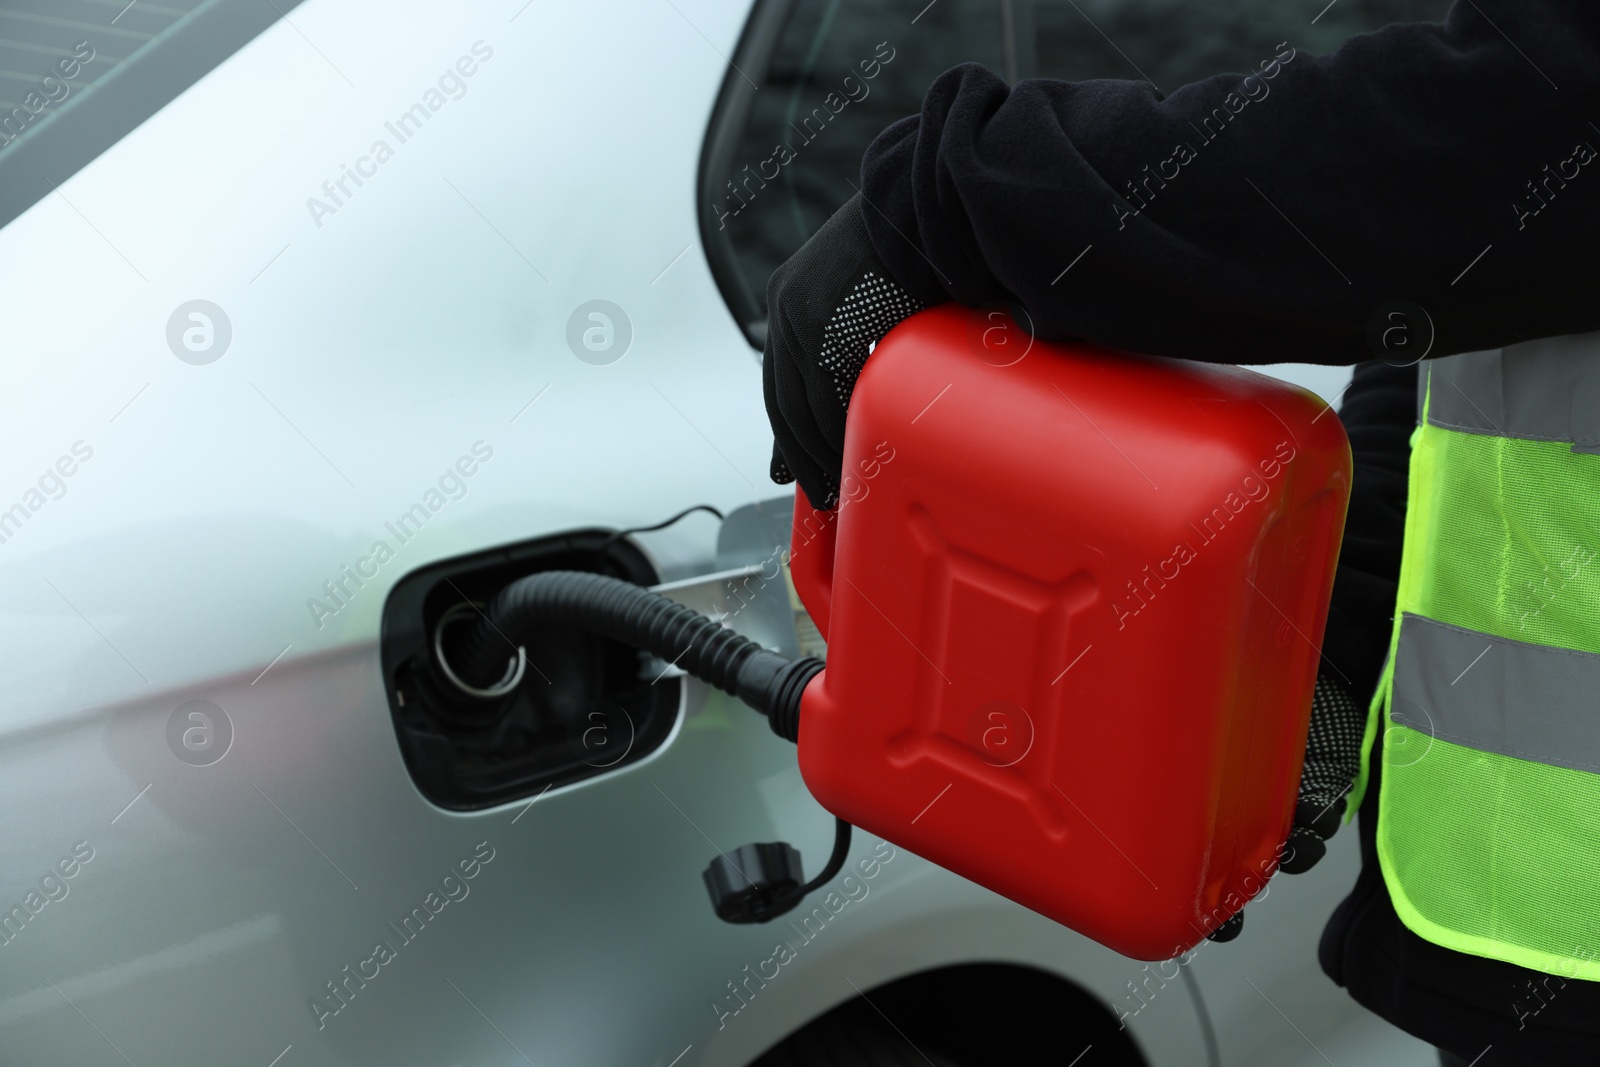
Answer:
702;842;805;924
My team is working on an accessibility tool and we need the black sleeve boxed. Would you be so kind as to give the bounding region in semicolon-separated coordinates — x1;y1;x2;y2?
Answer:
1321;362;1416;700
859;0;1600;365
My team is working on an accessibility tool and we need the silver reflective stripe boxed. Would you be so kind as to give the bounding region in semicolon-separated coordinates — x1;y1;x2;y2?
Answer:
1414;360;1425;426
1426;334;1600;453
1391;612;1600;775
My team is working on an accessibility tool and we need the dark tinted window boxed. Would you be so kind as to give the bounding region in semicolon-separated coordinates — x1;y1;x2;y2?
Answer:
712;0;1006;337
702;0;1453;346
1027;0;1452;86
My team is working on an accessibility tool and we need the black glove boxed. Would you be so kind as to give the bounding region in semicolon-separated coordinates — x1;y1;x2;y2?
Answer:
1281;670;1367;874
763;194;926;510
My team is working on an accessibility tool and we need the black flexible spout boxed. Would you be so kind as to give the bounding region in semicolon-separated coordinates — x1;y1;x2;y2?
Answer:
437;570;822;742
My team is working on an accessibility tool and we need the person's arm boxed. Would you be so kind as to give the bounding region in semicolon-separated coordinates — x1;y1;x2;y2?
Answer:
860;0;1600;364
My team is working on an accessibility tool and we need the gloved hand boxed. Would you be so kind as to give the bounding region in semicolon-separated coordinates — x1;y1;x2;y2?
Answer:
1280;670;1367;873
763;193;926;510
1208;669;1365;942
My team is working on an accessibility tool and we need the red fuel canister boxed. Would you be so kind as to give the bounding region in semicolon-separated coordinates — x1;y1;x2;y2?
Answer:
788;304;1352;960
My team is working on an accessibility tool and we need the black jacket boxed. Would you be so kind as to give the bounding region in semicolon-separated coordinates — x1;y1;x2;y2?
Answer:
857;1;1600;1060
860;2;1599;366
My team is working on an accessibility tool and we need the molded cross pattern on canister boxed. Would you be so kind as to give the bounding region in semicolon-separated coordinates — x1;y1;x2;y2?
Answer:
786;304;1353;961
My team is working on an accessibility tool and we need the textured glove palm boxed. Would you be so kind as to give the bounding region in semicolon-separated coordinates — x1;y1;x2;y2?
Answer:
1280;670;1367;874
763;194;924;510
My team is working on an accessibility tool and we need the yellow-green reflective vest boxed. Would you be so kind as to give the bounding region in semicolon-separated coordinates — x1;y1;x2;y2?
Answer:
1350;340;1600;981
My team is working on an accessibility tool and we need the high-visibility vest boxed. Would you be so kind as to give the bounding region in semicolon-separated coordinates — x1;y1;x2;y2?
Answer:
1350;339;1600;980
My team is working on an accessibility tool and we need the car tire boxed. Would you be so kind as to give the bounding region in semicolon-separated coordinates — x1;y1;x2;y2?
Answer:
747;964;1148;1067
750;1011;969;1067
